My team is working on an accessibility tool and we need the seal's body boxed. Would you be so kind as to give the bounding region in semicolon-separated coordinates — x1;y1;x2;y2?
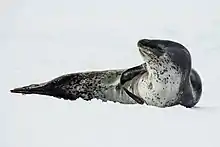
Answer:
10;39;202;108
10;69;137;104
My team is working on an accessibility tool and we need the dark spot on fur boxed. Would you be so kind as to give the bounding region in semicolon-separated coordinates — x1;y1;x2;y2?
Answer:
148;83;153;89
171;65;176;70
116;84;120;90
87;93;93;100
98;85;102;89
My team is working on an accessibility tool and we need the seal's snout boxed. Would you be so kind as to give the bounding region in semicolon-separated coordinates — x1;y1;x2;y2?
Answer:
138;39;165;57
137;39;150;47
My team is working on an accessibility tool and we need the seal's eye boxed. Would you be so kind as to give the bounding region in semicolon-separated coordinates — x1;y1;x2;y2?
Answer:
147;42;162;50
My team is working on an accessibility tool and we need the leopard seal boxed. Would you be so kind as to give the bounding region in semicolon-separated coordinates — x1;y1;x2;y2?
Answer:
10;39;202;108
120;39;202;108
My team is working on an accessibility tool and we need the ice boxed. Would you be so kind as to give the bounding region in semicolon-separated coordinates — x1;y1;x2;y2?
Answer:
1;0;220;147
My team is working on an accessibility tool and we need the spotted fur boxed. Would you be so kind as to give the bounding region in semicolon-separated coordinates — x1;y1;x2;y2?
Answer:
121;39;202;108
138;54;182;107
10;39;202;108
10;69;137;104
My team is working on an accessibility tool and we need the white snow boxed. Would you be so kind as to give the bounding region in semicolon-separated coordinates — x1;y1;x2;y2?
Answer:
1;0;220;147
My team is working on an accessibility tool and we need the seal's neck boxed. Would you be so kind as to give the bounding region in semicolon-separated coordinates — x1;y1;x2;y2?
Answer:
144;55;180;85
145;59;167;80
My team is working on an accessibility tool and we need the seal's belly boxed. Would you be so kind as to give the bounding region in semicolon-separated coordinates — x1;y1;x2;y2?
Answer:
137;73;181;107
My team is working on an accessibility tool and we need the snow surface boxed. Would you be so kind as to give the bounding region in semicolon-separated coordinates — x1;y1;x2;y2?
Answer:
1;0;220;147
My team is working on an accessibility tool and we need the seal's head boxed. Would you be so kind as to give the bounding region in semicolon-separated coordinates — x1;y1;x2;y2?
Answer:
137;39;191;75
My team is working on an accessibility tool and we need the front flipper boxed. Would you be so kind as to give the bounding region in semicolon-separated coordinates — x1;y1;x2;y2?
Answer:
123;87;145;104
120;63;146;85
120;64;147;104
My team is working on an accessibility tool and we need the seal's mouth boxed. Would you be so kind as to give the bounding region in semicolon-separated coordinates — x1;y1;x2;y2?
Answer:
138;39;165;57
